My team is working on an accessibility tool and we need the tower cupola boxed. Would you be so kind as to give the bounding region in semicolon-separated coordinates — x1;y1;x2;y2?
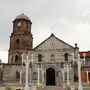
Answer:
12;13;32;34
14;13;32;22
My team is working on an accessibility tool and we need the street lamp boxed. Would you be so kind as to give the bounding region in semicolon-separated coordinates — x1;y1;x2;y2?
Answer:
72;53;86;90
22;52;33;90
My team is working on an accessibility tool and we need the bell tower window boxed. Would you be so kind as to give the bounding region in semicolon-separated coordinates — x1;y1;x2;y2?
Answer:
16;39;19;44
15;55;19;63
16;39;20;48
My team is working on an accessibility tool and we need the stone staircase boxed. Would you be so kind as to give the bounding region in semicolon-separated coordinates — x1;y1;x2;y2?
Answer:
83;87;90;90
0;82;90;90
36;86;90;90
36;86;64;90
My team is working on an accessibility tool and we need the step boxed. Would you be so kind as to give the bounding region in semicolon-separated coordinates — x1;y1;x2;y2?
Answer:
37;86;63;90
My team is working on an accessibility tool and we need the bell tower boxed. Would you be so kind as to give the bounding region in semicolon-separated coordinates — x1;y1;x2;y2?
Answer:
8;13;33;64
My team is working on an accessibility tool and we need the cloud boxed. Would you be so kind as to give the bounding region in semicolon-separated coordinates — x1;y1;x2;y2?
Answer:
0;0;90;62
0;51;8;63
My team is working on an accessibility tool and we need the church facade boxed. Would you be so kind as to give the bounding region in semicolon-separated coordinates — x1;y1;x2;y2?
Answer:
1;13;88;86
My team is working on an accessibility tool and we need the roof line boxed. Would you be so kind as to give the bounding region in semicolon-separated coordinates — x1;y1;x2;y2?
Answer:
34;33;74;50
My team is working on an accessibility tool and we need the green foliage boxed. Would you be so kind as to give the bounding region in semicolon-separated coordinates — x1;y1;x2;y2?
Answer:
5;87;12;90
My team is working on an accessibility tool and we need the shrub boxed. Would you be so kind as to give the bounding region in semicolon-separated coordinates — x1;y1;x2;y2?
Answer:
5;87;12;90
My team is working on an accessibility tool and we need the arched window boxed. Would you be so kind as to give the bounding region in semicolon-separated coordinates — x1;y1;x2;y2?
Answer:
15;55;19;63
16;71;20;80
38;54;42;62
64;53;68;61
16;39;20;48
51;54;55;61
16;39;19;44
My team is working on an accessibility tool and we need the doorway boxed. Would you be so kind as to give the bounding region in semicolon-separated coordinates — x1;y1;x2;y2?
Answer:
46;68;55;85
88;72;90;81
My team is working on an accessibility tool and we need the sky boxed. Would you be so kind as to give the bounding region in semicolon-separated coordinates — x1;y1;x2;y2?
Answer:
0;0;90;63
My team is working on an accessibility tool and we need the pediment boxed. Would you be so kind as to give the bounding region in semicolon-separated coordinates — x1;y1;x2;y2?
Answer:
34;33;74;51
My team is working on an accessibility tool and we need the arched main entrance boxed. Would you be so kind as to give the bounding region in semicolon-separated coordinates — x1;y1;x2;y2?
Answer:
46;68;55;85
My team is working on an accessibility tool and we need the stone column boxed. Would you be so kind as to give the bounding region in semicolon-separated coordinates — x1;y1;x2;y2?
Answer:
67;65;70;86
78;56;83;90
62;69;65;81
29;68;32;85
41;67;44;85
86;70;89;84
19;71;22;84
24;61;29;90
37;65;40;85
